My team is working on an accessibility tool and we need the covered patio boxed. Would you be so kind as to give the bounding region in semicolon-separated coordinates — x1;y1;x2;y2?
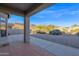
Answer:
1;3;79;56
0;3;53;56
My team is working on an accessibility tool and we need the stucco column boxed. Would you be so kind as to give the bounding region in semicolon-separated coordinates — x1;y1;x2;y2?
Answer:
5;19;8;37
24;15;30;43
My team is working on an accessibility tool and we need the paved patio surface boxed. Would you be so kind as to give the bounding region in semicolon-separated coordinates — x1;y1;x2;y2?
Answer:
0;35;54;56
1;34;79;56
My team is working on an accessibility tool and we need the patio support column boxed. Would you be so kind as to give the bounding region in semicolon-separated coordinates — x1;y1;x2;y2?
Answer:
5;19;8;37
24;15;30;43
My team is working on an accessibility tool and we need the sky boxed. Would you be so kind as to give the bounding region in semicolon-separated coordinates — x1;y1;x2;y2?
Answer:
8;3;79;27
30;3;79;27
8;14;24;24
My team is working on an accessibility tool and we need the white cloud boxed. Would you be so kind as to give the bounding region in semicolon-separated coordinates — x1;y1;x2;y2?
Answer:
34;8;79;19
70;10;79;15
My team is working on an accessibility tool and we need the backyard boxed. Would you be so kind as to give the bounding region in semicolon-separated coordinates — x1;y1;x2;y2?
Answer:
31;34;79;48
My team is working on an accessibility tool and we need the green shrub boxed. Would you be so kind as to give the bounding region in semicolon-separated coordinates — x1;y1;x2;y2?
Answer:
49;29;62;35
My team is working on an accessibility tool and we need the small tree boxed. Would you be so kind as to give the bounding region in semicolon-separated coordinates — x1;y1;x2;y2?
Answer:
49;29;62;35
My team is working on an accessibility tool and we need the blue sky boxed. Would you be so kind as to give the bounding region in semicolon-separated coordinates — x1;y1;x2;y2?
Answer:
30;3;79;26
8;15;24;24
8;3;79;27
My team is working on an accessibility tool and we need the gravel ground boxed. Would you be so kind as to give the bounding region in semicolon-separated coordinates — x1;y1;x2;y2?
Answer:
31;34;79;48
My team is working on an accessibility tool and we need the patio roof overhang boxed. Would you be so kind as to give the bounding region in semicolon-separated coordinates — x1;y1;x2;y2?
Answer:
0;3;53;43
0;3;53;16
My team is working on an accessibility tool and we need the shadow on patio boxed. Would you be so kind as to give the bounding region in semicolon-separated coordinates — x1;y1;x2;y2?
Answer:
0;34;54;56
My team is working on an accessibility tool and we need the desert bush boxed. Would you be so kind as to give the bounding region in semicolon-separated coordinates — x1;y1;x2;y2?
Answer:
36;31;46;34
49;29;62;35
75;32;79;36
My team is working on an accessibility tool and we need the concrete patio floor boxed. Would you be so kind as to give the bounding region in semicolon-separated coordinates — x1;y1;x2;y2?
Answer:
0;34;54;56
1;34;79;56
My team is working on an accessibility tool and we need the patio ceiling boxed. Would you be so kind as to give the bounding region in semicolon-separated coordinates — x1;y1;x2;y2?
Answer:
0;3;52;16
3;3;34;11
